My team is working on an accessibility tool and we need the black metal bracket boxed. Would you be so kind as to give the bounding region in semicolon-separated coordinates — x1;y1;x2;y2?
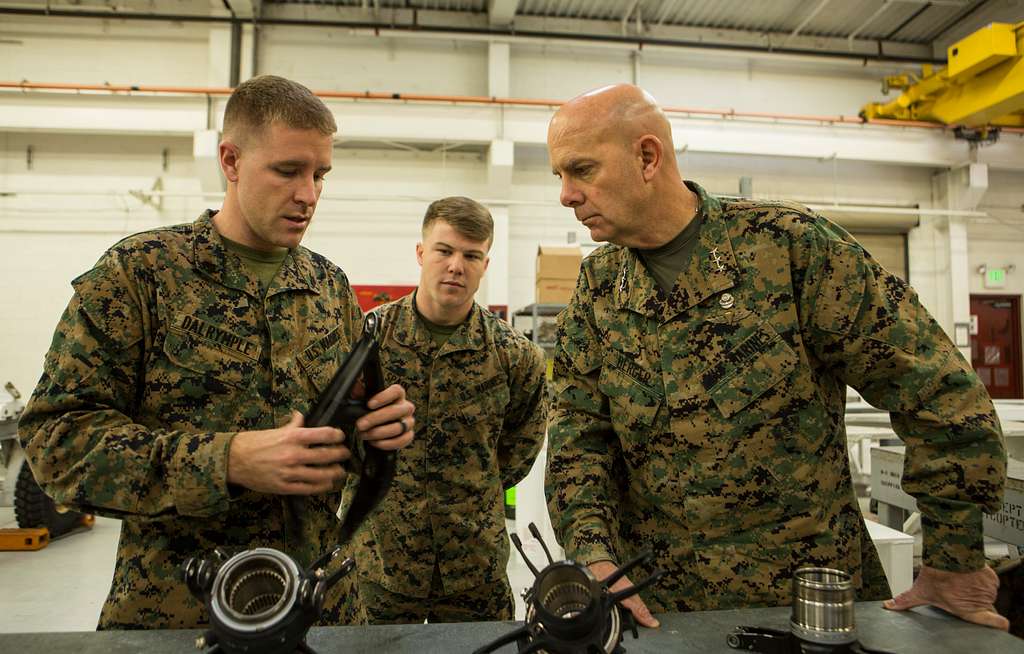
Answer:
727;626;894;654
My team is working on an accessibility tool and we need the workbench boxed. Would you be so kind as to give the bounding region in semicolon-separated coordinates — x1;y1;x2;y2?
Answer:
1;602;1020;653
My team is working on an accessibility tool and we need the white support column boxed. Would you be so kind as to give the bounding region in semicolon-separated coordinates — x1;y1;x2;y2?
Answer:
948;215;971;362
486;138;514;306
488;138;514;189
208;26;233;88
194;129;225;195
240;23;257;82
912;163;988;360
485;33;513;310
908;214;951;332
485;204;510;309
488;41;511;98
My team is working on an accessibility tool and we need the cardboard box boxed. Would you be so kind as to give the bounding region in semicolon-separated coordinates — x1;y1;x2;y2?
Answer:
536;245;582;280
535;278;577;304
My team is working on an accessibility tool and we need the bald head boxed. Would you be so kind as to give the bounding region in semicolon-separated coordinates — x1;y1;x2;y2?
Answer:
546;84;696;248
549;84;676;152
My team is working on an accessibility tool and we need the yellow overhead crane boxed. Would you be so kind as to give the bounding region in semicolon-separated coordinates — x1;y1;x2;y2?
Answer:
861;22;1024;143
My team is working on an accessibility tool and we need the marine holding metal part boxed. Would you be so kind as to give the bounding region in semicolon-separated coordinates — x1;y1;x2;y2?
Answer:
183;546;355;654
474;523;664;654
16;75;415;629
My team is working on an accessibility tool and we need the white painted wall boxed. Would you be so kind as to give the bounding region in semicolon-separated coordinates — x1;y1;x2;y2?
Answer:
1;16;211;86
969;169;1024;300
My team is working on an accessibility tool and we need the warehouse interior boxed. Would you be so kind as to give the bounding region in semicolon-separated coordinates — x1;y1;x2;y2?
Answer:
1;0;1024;649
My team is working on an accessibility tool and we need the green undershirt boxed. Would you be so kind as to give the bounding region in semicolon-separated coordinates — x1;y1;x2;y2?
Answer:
221;235;288;295
413;292;465;348
636;209;705;293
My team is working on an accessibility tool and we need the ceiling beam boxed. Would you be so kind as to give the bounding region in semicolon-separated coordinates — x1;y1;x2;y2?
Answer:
224;0;259;20
488;0;519;27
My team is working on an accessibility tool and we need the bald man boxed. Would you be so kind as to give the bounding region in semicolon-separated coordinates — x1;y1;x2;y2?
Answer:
544;84;1008;630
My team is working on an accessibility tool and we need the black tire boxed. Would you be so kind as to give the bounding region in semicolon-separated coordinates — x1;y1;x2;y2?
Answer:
13;463;87;538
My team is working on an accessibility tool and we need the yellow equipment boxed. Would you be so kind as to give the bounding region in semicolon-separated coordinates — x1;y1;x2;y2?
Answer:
0;527;50;551
861;22;1024;140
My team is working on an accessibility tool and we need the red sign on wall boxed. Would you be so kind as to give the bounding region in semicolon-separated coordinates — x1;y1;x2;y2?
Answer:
352;284;416;312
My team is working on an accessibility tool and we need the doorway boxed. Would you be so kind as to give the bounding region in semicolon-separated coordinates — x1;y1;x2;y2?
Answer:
970;295;1023;399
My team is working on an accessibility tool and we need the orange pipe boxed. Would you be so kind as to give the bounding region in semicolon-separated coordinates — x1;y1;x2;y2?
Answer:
314;89;564;108
2;80;1021;133
0;81;235;95
661;105;864;124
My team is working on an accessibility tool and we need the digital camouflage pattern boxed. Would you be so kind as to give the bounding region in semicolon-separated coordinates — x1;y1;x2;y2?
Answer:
354;293;546;616
546;182;1007;613
19;211;365;629
360;569;514;624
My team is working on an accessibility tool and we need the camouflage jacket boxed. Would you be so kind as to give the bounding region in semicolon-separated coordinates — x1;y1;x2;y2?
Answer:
18;211;363;629
546;182;1006;613
355;293;547;597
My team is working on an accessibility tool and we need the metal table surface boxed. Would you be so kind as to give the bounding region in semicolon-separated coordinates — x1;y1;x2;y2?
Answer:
2;602;1021;653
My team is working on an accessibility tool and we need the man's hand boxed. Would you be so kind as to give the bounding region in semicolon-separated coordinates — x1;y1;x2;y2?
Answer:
883;564;1009;631
228;411;349;495
354;383;415;451
589;560;660;628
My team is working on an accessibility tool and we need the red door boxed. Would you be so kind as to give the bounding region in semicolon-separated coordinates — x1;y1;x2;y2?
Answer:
970;295;1023;399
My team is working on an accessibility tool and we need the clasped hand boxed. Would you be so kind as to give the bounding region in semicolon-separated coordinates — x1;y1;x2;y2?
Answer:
227;383;415;495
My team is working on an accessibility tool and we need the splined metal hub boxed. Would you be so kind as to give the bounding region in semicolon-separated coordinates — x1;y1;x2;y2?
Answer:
229;565;288;616
212;548;299;632
183;545;355;654
525;562;622;654
472;523;664;654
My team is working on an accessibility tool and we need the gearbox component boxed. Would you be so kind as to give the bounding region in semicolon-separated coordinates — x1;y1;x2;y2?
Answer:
182;546;354;654
474;523;664;654
727;567;892;654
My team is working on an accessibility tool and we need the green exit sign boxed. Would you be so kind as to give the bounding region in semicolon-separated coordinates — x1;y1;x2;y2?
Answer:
986;267;1007;288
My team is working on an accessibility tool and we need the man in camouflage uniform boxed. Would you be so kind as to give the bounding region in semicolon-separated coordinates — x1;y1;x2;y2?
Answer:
355;196;547;623
545;84;1009;630
18;75;416;629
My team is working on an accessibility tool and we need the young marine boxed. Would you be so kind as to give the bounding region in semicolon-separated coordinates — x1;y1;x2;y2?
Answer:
355;196;548;623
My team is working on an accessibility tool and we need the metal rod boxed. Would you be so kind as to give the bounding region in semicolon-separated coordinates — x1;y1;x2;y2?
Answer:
510;533;540;577
783;0;832;46
848;1;893;46
527;523;554;564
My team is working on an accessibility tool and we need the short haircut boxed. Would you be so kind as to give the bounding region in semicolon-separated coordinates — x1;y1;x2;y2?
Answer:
223;75;336;143
422;196;494;246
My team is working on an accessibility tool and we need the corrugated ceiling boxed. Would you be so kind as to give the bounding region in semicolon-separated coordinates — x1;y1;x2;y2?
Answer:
265;0;1021;52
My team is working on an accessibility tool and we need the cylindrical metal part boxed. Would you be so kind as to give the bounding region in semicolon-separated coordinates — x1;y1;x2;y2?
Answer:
525;562;622;653
534;562;601;632
789;567;857;645
210;548;299;633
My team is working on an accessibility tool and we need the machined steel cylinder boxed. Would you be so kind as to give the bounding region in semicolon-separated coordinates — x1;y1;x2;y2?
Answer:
211;548;299;632
789;567;857;645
